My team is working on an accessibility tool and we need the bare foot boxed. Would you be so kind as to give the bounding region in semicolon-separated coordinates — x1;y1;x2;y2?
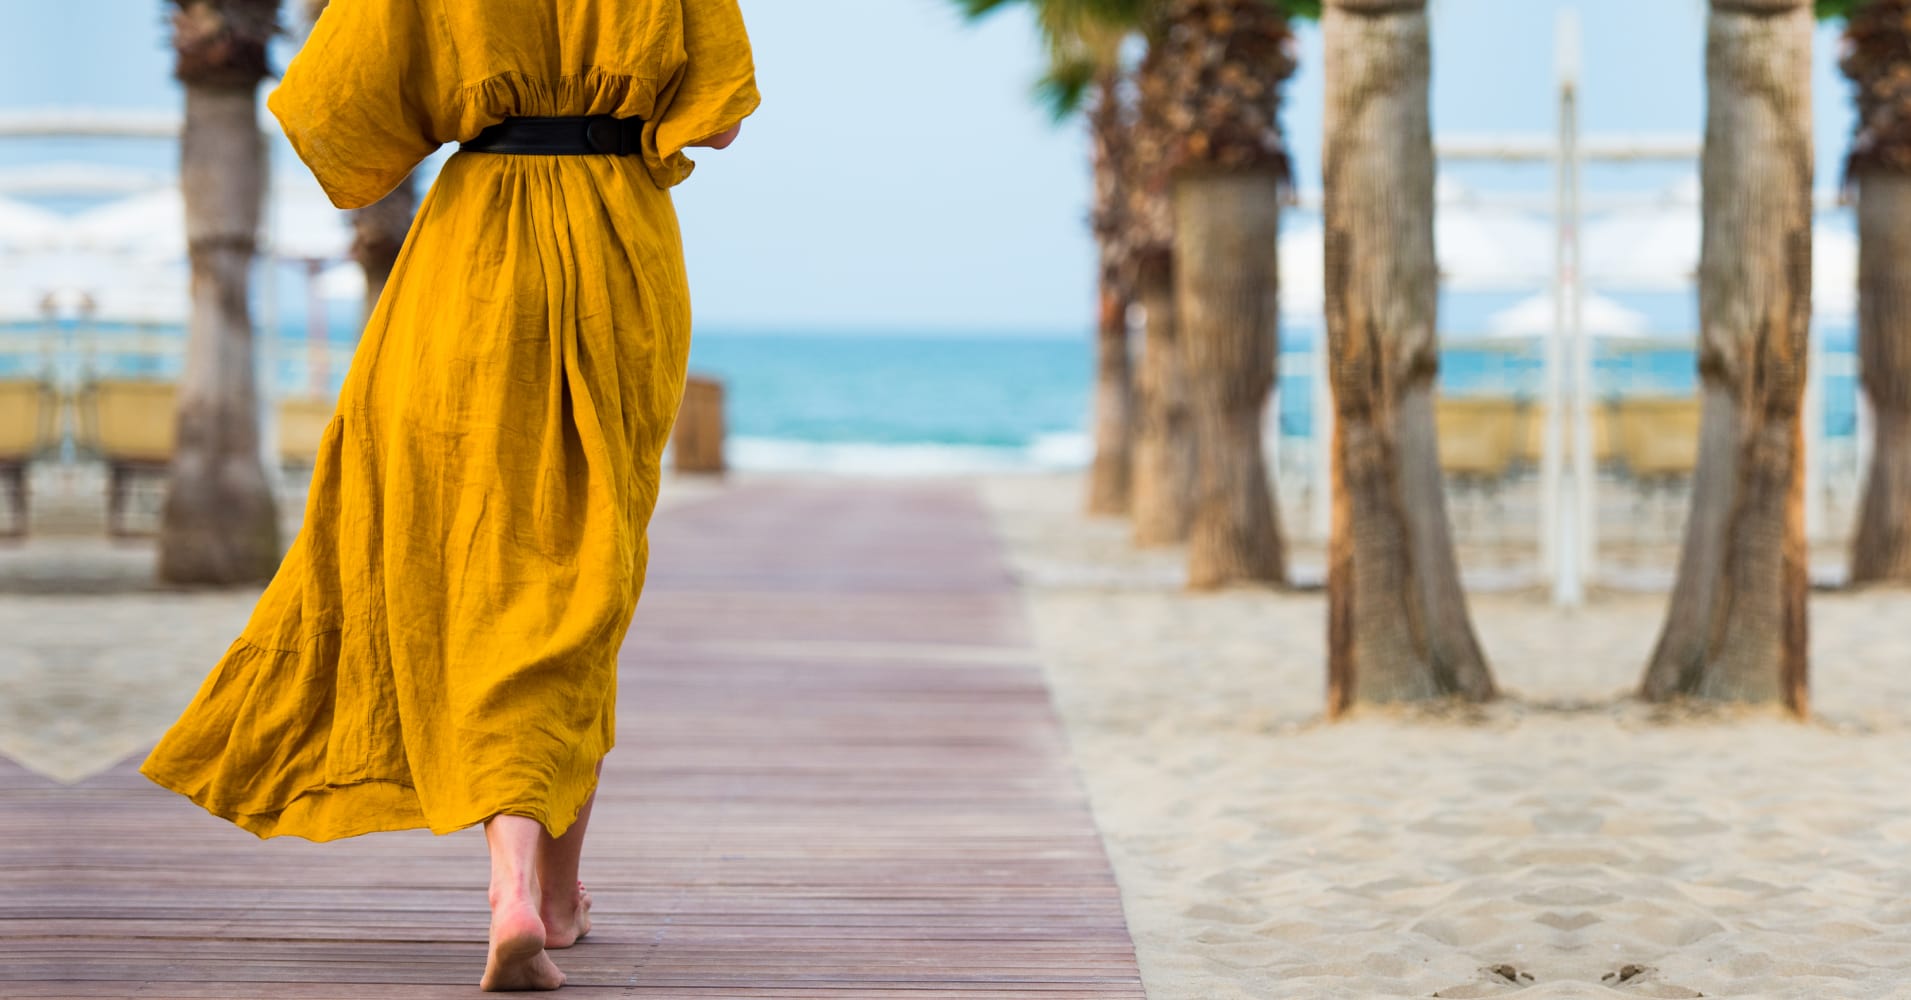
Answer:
541;880;593;950
482;892;566;991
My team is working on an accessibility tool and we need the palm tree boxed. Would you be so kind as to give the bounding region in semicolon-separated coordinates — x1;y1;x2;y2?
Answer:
1642;0;1812;714
157;0;283;584
1146;0;1299;588
1320;0;1494;712
1832;0;1911;585
957;0;1140;516
1128;18;1196;546
304;0;418;317
965;0;1309;563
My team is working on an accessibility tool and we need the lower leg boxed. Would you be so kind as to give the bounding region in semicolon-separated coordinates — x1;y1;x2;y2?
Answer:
537;762;603;948
481;815;565;991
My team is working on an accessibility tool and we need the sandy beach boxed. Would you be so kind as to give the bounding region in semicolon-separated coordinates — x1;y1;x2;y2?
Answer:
982;473;1911;999
0;465;730;785
7;469;1909;997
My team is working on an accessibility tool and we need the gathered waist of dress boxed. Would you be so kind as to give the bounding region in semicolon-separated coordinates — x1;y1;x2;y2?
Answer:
460;116;647;157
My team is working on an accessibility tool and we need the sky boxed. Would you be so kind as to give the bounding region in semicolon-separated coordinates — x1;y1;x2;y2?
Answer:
0;0;1864;335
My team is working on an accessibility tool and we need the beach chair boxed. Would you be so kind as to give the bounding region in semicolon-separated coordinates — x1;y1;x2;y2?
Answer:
672;375;727;475
80;379;178;537
1517;403;1618;473
278;395;337;469
0;380;58;538
1614;396;1702;481
1613;395;1703;536
1435;396;1523;532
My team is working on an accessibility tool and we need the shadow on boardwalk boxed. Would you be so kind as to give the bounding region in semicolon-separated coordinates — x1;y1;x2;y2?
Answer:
2;482;1145;998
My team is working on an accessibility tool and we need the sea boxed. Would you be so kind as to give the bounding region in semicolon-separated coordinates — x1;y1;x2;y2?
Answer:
4;318;1864;477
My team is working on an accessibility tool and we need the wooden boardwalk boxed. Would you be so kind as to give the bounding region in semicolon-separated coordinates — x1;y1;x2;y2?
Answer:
3;483;1146;999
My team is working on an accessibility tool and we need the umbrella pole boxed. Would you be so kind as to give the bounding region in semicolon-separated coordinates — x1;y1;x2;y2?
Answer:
1568;87;1597;600
1547;10;1585;607
306;258;327;400
1803;321;1824;544
258;144;284;496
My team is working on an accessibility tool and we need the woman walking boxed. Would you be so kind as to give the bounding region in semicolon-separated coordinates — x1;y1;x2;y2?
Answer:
139;0;758;990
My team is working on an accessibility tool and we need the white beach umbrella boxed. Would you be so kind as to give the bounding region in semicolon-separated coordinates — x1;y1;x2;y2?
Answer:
0;162;169;200
1584;179;1701;292
87;278;190;326
1280;183;1554;311
270;170;354;260
0;286;58;325
68;188;183;259
1434;178;1553;290
1480;290;1651;341
76;257;190;326
0;253;73;322
0;198;62;254
1587;177;1861;318
1588;212;1859;317
68;181;354;263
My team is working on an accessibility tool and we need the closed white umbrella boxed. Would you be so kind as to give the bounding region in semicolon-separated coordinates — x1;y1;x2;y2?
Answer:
68;181;353;262
1814;222;1857;322
1480;290;1651;341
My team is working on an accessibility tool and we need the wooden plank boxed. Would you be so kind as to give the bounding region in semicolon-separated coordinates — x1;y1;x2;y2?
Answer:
1;484;1144;997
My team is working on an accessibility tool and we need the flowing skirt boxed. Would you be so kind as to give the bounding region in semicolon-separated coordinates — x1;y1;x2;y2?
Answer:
141;152;692;841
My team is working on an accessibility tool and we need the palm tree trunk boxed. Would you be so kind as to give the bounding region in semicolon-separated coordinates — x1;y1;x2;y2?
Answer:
350;175;418;319
1850;168;1911;584
1086;280;1135;515
158;76;282;583
1322;0;1493;713
305;0;417;323
1174;168;1284;588
1130;253;1194;545
1642;0;1811;714
1085;73;1135;517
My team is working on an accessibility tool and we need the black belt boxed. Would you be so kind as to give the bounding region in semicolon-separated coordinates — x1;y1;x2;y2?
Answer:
460;115;646;156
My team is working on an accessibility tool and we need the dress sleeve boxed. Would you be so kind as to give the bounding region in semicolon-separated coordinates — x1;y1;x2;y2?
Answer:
641;0;762;188
267;0;458;210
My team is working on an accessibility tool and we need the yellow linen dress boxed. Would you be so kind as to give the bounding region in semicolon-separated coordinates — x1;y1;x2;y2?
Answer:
139;0;759;842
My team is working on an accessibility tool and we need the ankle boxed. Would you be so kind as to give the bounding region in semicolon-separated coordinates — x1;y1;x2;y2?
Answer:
490;874;539;909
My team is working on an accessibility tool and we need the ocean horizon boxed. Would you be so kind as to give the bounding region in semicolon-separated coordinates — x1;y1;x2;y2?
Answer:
2;320;1865;478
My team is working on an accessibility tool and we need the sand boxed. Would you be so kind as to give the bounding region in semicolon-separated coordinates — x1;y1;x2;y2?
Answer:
981;474;1911;999
8;466;1910;997
0;467;729;783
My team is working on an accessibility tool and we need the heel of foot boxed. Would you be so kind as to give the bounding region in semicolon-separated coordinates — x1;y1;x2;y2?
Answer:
485;905;565;991
496;925;545;961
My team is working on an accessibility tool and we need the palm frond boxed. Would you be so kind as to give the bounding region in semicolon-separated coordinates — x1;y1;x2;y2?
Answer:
951;0;1141;120
1036;57;1101;119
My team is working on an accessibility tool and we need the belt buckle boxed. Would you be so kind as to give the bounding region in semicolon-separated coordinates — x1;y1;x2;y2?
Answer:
584;116;637;156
